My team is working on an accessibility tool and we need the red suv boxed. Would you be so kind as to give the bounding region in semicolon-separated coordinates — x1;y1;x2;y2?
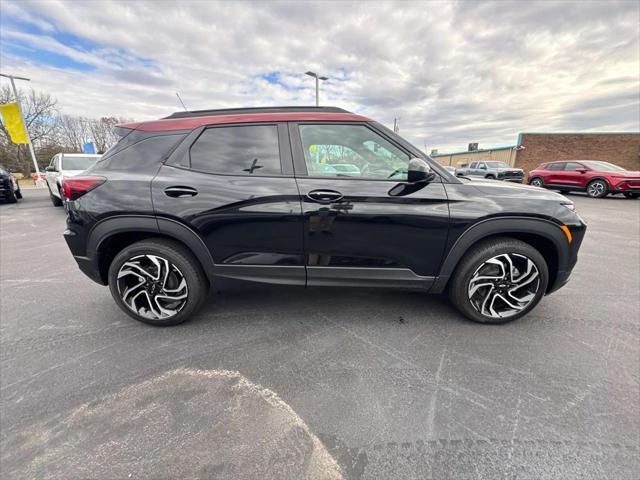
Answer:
528;160;640;198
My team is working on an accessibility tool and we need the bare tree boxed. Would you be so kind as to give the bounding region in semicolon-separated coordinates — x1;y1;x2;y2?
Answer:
56;114;90;152
90;117;120;153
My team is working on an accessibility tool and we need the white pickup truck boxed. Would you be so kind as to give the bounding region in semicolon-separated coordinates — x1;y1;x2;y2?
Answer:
45;153;101;206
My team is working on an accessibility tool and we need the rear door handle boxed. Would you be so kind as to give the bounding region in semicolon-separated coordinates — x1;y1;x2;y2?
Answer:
164;186;198;198
306;189;343;203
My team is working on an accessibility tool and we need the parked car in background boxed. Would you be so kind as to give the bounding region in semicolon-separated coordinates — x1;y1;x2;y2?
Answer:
0;164;22;203
455;161;524;183
443;165;456;174
528;160;640;198
61;106;586;327
45;153;101;206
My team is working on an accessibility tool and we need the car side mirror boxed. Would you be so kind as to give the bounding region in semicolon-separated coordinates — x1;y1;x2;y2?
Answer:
407;158;436;184
45;166;56;172
388;158;436;196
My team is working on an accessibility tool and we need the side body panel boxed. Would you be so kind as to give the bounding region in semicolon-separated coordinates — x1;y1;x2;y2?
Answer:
151;123;305;284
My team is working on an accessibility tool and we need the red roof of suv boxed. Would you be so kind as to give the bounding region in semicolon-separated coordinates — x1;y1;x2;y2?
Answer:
119;106;369;132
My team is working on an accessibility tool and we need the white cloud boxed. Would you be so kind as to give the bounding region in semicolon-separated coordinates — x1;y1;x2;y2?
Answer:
1;0;638;151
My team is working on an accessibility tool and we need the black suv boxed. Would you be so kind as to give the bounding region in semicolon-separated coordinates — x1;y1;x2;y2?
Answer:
63;107;586;326
0;164;22;203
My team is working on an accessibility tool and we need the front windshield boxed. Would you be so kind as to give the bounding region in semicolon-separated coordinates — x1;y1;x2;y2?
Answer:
485;161;509;168
582;161;626;172
62;156;99;170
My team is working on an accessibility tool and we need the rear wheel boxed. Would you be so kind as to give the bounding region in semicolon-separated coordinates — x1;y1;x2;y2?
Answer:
623;192;639;199
586;179;609;198
486;175;496;180
529;177;544;188
448;238;548;324
108;239;208;326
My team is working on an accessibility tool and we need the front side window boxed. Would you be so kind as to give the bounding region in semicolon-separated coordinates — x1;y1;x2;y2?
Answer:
190;125;281;175
298;124;410;180
547;163;565;170
564;162;585;171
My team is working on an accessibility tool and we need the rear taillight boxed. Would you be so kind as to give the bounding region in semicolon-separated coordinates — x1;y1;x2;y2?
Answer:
62;176;106;201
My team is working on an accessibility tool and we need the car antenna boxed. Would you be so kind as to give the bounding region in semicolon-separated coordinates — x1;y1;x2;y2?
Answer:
175;92;188;111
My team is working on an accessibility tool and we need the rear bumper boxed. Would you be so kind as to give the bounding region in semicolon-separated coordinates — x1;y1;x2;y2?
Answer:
73;254;105;285
64;228;106;285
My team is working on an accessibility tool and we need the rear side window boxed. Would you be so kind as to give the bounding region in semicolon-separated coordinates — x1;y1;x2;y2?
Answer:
189;125;281;175
98;135;185;170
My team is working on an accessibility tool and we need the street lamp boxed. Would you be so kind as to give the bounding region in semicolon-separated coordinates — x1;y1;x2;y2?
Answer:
305;71;328;106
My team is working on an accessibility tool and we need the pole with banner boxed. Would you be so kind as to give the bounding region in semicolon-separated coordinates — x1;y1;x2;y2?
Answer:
0;73;45;187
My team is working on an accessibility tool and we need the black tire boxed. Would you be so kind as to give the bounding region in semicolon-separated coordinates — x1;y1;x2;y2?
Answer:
108;238;208;326
448;237;549;324
49;185;63;206
486;175;496;180
623;192;639;199
529;177;544;188
6;188;17;203
586;179;609;198
15;187;22;199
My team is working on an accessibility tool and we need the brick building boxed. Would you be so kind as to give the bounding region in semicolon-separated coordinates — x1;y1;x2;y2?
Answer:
432;132;640;173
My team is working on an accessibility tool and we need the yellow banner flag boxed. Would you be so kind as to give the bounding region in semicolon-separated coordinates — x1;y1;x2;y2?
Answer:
0;103;28;144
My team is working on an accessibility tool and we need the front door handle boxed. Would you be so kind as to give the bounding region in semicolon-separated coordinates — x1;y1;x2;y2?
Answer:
306;189;343;203
164;186;198;198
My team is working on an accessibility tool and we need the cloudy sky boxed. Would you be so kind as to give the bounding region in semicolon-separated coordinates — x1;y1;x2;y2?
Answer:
1;0;638;152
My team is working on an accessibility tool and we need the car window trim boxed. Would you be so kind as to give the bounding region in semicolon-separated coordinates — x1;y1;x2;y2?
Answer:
288;121;438;182
174;122;292;177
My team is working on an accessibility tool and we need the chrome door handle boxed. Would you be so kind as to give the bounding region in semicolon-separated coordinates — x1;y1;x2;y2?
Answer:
306;189;343;203
164;186;198;198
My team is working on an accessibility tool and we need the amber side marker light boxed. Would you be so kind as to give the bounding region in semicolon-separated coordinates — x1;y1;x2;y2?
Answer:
560;225;572;244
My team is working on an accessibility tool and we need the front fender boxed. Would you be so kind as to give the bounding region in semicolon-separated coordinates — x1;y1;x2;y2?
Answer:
430;216;570;293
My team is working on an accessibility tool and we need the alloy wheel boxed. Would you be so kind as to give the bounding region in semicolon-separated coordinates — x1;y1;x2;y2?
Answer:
530;178;543;187
116;254;188;320
587;181;606;197
467;253;540;319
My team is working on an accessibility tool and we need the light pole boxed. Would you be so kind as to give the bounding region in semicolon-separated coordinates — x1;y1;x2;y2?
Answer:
305;71;328;106
0;73;44;187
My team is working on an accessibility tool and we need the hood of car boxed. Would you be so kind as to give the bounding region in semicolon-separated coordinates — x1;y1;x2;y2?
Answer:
464;177;568;200
495;168;523;173
608;170;640;179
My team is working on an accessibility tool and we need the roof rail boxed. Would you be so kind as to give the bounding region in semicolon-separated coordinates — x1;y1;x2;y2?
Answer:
164;106;351;119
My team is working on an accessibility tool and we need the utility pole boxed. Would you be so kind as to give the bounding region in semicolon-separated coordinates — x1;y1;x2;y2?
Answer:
0;73;44;187
393;117;400;133
305;71;328;106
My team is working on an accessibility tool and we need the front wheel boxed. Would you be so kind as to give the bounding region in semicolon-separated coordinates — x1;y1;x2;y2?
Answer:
448;238;549;324
108;239;208;326
586;179;609;198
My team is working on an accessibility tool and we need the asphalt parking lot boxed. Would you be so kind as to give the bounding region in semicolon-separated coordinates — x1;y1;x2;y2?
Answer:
1;188;638;479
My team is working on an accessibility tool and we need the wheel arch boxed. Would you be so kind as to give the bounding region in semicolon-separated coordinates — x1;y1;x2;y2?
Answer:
430;217;569;294
88;215;215;285
587;176;611;187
